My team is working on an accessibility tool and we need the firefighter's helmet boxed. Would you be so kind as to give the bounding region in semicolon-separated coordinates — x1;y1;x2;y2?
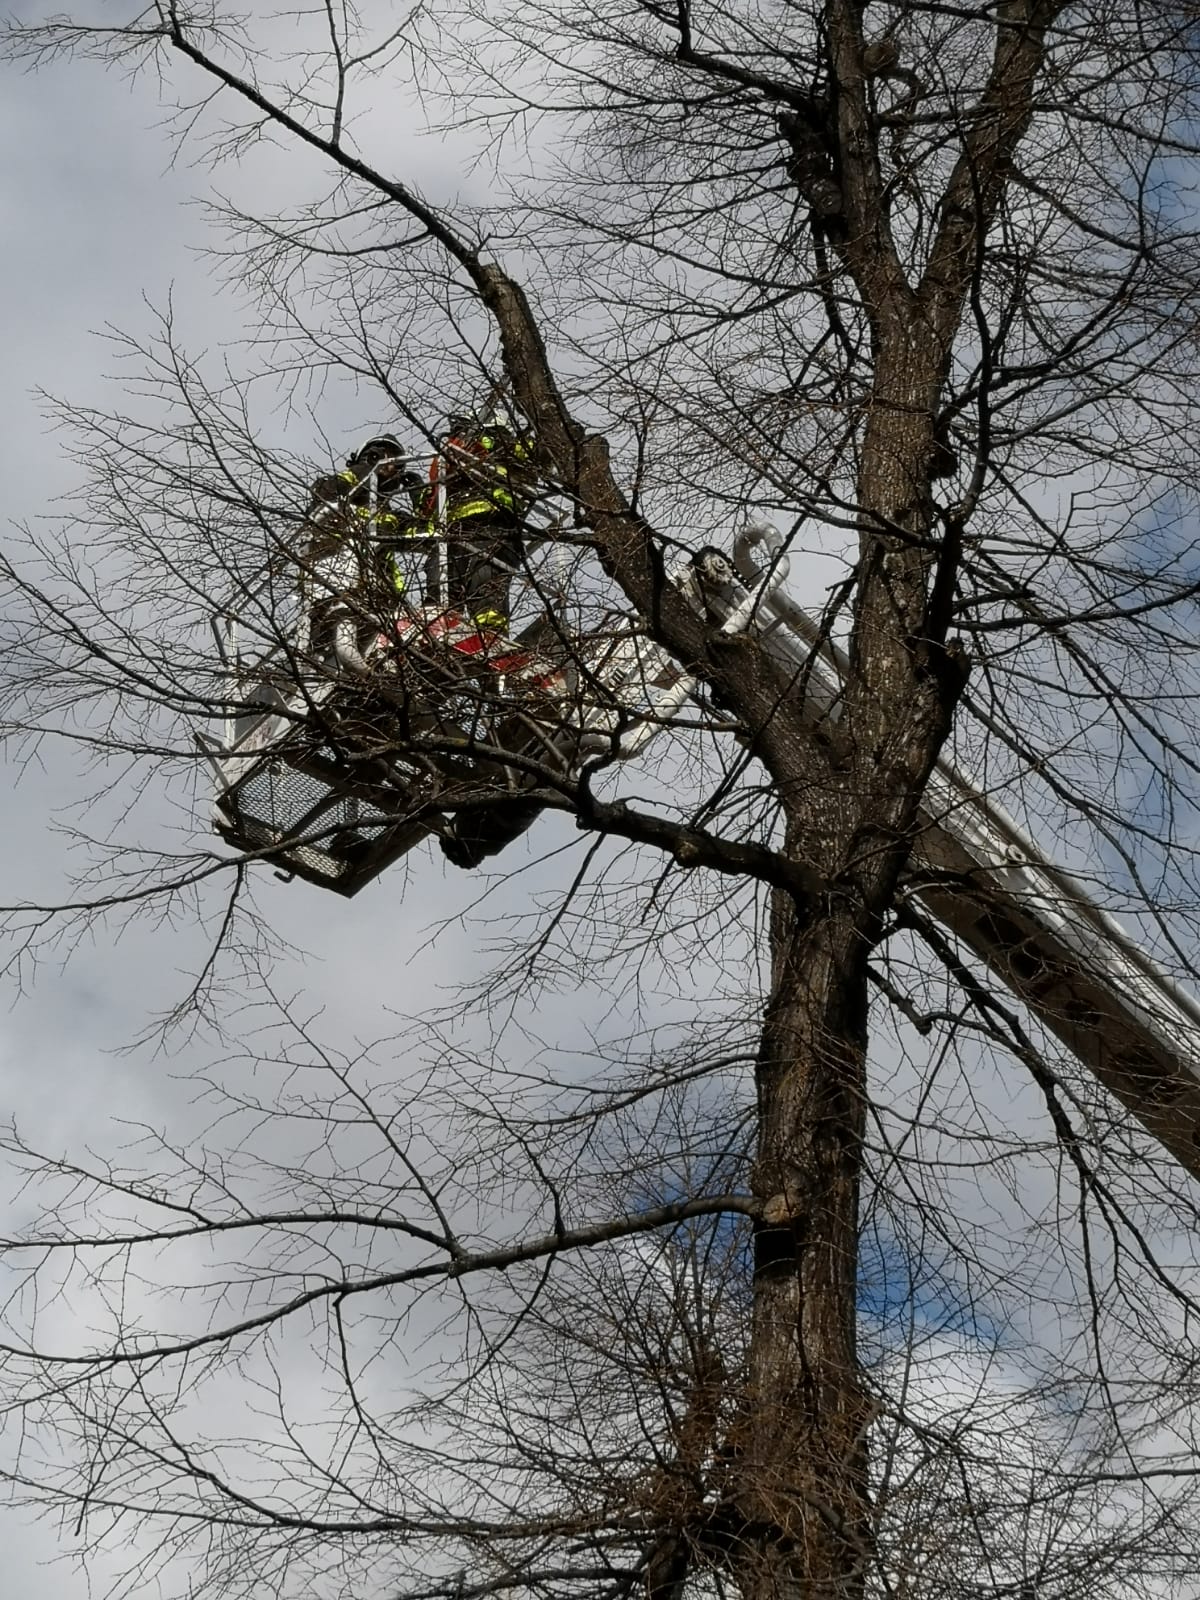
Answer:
349;435;405;469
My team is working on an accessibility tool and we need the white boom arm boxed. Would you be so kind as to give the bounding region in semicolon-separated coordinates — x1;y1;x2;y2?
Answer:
721;522;1200;1176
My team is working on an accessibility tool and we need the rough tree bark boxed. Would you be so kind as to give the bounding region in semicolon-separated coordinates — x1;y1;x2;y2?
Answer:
717;5;1060;1587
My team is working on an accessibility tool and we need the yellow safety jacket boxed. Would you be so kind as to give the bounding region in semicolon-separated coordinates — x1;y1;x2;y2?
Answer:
337;470;406;533
318;469;428;597
435;432;532;524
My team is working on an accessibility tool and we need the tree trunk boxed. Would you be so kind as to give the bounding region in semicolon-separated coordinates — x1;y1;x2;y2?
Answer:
731;333;968;1600
734;869;874;1600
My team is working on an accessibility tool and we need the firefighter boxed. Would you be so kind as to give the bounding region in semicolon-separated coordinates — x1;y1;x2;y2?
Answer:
305;436;424;620
307;436;421;556
429;410;534;633
432;411;546;869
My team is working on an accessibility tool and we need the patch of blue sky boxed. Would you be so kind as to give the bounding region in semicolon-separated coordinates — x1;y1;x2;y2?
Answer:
628;1167;1011;1356
1142;139;1200;230
858;1223;1009;1352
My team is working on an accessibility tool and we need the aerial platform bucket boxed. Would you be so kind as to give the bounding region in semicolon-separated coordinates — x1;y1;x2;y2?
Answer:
209;739;434;894
199;445;694;895
197;656;446;894
197;589;630;894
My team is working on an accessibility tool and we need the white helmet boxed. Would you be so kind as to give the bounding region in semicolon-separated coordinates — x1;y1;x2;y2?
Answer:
350;434;405;468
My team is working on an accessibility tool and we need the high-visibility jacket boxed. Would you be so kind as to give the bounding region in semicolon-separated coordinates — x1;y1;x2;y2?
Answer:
425;430;532;525
309;468;411;529
310;468;427;596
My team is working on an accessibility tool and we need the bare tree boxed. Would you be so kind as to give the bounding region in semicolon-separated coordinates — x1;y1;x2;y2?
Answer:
4;1;1200;1598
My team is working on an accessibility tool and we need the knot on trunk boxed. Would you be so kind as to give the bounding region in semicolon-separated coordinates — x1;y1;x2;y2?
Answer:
753;1191;806;1278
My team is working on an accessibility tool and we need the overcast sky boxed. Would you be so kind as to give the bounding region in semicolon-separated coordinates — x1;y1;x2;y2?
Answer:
0;23;553;1592
0;17;751;1596
0;10;1187;1600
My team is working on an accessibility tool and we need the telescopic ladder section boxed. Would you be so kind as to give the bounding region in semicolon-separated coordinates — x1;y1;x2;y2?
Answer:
716;522;1200;1179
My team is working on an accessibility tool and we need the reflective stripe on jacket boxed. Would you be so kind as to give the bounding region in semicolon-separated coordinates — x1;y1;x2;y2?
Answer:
449;491;516;521
351;502;402;532
426;431;531;523
317;469;414;534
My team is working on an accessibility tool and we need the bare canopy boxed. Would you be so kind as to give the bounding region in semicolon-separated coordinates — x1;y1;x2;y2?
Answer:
3;2;1200;1598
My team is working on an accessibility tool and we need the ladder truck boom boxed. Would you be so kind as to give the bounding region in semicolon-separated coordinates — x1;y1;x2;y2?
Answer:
725;523;1200;1176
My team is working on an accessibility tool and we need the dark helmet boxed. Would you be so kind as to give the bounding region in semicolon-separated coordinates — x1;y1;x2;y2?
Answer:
445;413;476;439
